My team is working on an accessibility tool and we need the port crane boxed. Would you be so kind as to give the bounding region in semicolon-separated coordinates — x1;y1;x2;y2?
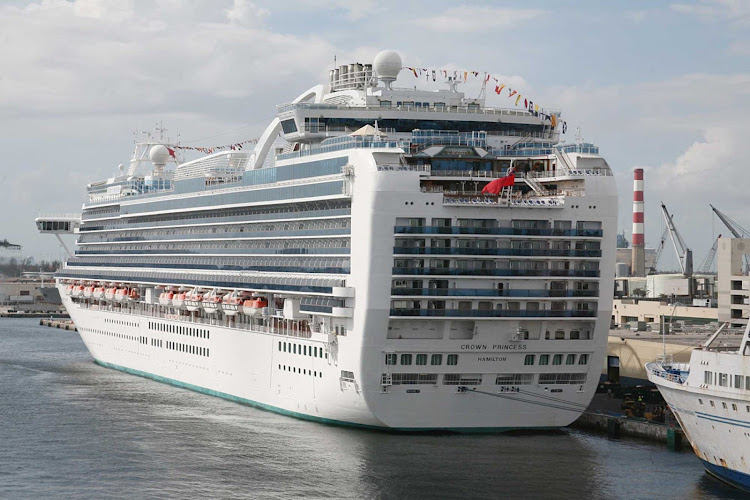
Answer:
698;234;721;274
710;205;749;239
711;204;749;272
649;225;671;274
661;202;693;277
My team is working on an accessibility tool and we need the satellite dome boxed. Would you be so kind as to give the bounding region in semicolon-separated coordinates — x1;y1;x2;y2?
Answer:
373;50;402;88
149;145;170;166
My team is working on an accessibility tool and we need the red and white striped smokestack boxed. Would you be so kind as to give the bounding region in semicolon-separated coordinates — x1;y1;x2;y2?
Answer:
631;168;646;276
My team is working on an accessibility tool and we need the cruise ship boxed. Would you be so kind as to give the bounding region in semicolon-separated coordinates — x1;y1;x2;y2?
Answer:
647;322;750;491
37;50;617;431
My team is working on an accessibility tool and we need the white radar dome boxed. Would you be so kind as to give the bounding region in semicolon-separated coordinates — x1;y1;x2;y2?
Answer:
149;144;170;166
373;50;402;85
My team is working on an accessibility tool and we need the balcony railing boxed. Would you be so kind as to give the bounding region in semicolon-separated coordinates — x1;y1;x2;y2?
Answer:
393;247;602;258
390;288;599;297
389;309;597;318
391;268;601;277
394;226;603;237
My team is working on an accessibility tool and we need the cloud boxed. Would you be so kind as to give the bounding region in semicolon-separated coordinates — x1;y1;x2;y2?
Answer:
0;0;334;117
671;0;750;24
545;72;750;261
415;6;547;33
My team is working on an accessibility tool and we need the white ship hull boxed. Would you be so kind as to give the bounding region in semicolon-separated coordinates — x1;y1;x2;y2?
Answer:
647;342;750;491
63;290;609;430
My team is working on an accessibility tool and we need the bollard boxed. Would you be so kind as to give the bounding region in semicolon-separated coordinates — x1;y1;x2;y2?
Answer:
607;419;621;438
667;428;682;451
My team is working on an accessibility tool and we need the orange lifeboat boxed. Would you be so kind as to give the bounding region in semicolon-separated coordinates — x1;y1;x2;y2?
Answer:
185;289;204;312
83;285;95;298
241;297;268;317
222;292;242;316
172;292;186;309
64;284;74;296
71;284;85;297
114;288;128;302
159;291;174;307
202;290;222;314
92;286;105;299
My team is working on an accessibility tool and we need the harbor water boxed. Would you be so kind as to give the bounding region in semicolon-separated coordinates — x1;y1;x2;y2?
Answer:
0;318;744;499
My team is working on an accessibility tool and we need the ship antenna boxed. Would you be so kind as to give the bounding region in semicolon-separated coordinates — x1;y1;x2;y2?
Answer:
477;72;487;100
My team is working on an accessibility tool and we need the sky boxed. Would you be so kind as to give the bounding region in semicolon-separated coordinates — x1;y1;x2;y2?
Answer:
1;0;748;271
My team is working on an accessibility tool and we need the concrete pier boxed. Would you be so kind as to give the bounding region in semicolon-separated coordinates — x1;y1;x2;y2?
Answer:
39;318;77;331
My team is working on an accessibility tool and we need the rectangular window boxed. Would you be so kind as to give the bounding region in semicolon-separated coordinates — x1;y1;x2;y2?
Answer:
736;375;744;390
578;354;589;365
539;354;549;365
385;353;397;365
719;373;728;387
400;354;413;365
566;354;576;365
386;373;438;385
524;354;535;366
416;354;427;365
552;354;562;365
732;404;738;411
704;371;712;385
447;354;458;365
431;354;443;365
443;374;482;386
495;373;534;385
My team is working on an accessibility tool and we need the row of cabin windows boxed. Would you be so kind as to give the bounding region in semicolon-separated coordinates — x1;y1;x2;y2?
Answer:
84;327;139;342
385;372;587;386
79;201;351;233
279;341;328;359
278;364;323;377
105;318;138;327
703;371;750;390
397;218;602;230
698;398;750;413
149;321;209;339
82;218;351;242
166;340;208;357
385;353;458;366
524;353;590;366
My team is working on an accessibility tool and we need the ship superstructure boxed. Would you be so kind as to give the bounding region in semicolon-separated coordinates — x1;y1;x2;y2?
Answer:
38;50;617;430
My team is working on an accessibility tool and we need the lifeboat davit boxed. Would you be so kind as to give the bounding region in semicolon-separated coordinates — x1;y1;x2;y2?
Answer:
202;290;222;314
241;297;268;317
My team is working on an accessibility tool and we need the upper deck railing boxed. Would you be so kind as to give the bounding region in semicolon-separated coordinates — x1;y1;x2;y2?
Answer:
278;102;541;118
